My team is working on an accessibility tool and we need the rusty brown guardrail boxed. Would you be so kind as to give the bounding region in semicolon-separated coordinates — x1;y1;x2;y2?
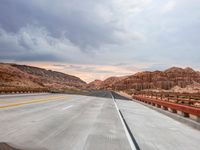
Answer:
132;95;200;122
134;92;200;106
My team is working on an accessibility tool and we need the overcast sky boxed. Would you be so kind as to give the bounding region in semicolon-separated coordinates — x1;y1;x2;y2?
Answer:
0;0;200;82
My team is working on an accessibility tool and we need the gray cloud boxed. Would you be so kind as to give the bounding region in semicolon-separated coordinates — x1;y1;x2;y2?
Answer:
0;0;200;70
0;0;118;49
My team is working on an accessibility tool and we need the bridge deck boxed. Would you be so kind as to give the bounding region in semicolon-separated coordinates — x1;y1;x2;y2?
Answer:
117;99;200;150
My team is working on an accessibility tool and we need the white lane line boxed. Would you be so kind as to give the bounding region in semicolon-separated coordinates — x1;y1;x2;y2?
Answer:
62;105;73;110
110;93;137;150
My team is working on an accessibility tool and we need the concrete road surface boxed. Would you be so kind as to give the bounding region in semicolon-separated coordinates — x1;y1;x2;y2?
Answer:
0;93;131;150
1;93;200;150
116;99;200;150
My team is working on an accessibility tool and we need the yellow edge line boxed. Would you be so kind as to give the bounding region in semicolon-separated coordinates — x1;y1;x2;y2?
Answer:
0;96;68;109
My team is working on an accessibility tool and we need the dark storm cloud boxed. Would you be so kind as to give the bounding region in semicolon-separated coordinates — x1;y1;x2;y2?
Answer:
15;53;64;62
0;0;200;70
0;0;116;49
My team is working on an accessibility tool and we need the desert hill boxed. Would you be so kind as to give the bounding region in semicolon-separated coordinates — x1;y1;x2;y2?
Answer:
1;63;200;94
88;67;200;93
0;63;86;92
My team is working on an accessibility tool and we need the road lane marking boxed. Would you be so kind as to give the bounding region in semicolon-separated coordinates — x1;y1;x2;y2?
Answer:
0;101;13;103
62;105;73;110
0;95;70;109
110;92;137;150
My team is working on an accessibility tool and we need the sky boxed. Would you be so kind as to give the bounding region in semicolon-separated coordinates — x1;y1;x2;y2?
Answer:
0;0;200;82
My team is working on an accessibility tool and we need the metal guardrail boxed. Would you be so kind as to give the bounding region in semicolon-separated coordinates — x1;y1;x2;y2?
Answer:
133;95;200;122
0;88;50;94
133;92;200;107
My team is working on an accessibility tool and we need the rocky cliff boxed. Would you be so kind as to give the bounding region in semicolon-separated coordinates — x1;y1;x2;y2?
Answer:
88;67;200;92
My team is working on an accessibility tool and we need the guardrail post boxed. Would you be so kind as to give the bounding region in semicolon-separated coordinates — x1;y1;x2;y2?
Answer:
177;111;189;117
168;108;177;113
161;106;168;110
156;104;161;108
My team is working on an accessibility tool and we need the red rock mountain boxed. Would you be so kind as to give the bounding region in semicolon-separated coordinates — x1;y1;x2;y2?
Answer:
86;80;102;89
1;63;200;93
88;67;200;92
0;63;86;91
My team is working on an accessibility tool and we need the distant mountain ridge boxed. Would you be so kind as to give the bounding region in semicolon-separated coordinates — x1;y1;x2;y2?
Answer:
88;67;200;93
1;63;200;94
0;63;86;91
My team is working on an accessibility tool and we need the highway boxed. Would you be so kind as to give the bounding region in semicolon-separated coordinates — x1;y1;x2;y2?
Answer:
0;93;200;150
0;93;131;150
117;99;200;150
